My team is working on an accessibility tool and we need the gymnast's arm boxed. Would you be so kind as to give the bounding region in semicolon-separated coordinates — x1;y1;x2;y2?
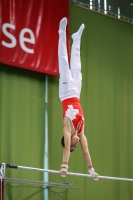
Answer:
62;124;71;162
60;117;71;176
79;133;93;166
79;132;99;179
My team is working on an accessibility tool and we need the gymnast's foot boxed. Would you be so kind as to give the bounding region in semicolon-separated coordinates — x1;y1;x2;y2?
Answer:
71;24;85;40
59;17;67;32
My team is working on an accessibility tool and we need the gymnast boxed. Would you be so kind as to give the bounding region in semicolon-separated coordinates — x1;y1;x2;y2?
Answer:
58;17;99;180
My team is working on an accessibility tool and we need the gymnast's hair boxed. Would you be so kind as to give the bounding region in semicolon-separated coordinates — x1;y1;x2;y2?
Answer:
61;136;74;152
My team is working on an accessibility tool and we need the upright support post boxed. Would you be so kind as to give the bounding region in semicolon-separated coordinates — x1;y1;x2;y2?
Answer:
118;7;120;19
0;163;6;200
104;0;107;14
98;0;100;12
90;0;92;9
44;75;49;200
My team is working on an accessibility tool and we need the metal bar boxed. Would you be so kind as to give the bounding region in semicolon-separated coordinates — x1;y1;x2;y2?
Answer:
5;164;133;182
0;179;4;200
4;178;78;190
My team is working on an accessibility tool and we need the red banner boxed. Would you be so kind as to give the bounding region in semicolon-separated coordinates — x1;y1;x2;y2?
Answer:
0;0;69;76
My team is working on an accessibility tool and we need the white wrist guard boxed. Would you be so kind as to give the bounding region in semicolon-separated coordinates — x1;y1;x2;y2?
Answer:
61;164;69;169
88;168;95;175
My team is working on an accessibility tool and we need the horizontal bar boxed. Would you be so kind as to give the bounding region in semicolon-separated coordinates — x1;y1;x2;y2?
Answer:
5;164;133;182
4;178;79;190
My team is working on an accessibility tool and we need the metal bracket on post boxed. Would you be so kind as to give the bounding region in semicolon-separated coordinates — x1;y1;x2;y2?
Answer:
0;163;6;180
0;163;6;200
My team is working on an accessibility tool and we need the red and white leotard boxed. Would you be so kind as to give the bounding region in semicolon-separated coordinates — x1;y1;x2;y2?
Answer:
62;97;84;135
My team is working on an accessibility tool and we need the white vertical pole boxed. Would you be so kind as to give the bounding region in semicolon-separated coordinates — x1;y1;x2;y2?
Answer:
44;75;49;200
98;0;100;12
90;0;92;9
118;7;120;19
104;0;107;14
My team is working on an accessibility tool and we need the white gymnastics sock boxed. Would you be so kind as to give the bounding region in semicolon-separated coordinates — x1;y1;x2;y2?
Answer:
59;17;67;32
71;24;85;40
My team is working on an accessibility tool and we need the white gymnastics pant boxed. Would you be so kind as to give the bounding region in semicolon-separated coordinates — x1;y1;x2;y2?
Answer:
58;27;82;102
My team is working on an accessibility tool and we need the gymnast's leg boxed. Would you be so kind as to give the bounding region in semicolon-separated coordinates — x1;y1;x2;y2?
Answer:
58;18;72;81
70;24;85;99
58;18;73;101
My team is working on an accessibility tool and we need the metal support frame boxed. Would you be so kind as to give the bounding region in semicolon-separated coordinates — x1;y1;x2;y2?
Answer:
0;162;80;200
4;177;78;189
0;163;6;200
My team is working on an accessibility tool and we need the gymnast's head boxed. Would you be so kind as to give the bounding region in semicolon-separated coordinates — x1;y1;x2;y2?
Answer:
61;135;80;152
